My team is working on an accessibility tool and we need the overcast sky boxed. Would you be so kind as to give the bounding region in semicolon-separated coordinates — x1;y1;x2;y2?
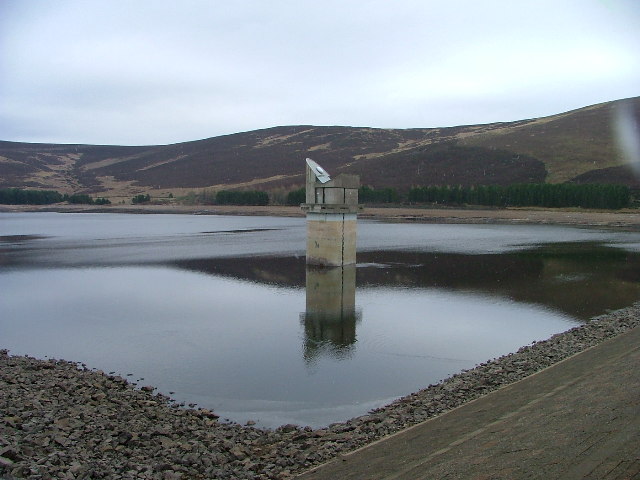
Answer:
1;0;639;146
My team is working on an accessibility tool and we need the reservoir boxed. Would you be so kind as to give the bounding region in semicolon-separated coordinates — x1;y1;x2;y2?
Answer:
1;212;640;428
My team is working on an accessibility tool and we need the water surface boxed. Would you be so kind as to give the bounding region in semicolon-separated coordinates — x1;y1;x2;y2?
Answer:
1;212;639;428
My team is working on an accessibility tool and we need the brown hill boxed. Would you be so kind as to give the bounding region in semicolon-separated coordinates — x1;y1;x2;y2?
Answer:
0;96;638;200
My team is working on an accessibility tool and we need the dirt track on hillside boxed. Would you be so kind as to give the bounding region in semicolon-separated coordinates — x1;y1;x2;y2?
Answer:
2;204;640;230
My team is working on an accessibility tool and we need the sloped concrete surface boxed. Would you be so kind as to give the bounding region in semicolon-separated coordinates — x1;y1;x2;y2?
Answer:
297;326;640;480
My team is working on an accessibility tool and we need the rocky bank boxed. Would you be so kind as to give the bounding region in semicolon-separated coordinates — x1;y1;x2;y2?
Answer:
2;303;639;479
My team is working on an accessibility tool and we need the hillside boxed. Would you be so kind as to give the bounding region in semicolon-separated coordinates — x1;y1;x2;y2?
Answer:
0;96;638;200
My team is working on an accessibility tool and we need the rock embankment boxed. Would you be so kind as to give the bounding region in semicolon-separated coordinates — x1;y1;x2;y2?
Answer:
2;304;639;479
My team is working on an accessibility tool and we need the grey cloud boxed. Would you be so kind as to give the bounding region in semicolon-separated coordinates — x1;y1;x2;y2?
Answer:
1;0;639;145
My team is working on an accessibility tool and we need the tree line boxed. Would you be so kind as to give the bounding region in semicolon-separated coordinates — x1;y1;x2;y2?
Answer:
285;186;400;205
407;184;630;210
285;183;631;210
215;190;269;206
2;184;632;210
0;188;110;205
286;188;305;205
131;194;151;204
358;185;400;203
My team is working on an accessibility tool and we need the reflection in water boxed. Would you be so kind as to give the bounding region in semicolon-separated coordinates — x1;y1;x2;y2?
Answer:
170;242;640;320
302;265;361;363
355;243;640;319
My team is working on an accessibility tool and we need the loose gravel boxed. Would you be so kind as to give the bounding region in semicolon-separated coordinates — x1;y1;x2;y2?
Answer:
2;303;639;479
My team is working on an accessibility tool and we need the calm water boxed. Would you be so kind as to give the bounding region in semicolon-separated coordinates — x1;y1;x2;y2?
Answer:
1;212;640;428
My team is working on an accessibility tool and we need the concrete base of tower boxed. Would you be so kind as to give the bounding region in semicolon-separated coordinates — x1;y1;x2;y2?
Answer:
305;212;357;266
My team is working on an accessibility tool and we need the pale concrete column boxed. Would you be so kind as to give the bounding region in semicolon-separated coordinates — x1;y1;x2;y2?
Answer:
305;264;356;321
306;212;357;266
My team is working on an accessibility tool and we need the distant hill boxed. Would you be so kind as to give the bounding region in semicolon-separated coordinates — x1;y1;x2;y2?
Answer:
1;96;638;200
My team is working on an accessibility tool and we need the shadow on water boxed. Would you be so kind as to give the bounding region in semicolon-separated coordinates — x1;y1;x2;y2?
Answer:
171;242;640;321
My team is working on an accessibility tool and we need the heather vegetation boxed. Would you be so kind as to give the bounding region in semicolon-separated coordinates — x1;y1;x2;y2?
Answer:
2;98;639;197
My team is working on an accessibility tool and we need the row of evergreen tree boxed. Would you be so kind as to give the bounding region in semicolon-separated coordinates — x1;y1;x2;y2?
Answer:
1;184;632;210
216;190;269;206
286;183;631;209
285;188;305;205
0;188;63;205
131;194;151;204
358;185;400;203
285;186;401;205
407;184;630;210
0;188;110;205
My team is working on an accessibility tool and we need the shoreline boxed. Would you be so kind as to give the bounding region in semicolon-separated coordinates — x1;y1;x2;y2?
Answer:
2;203;640;230
2;304;639;479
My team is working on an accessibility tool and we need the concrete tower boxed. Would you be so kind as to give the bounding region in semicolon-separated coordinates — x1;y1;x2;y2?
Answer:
301;158;361;266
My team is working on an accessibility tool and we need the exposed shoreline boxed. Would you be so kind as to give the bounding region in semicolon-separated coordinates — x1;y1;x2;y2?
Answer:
2;304;639;479
2;203;640;230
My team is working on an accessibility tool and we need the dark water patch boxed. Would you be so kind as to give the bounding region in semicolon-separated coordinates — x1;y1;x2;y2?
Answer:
199;228;280;234
0;234;47;242
172;256;307;287
171;243;640;320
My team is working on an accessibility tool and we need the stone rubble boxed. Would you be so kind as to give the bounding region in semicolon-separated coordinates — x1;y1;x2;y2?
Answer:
1;303;639;479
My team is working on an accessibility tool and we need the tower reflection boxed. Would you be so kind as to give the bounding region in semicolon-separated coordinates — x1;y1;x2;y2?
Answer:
301;264;361;363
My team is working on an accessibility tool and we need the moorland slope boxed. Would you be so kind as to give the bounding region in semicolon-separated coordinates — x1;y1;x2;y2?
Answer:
0;96;638;199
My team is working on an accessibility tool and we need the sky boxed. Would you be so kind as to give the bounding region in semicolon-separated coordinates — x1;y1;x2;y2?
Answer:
1;0;639;146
